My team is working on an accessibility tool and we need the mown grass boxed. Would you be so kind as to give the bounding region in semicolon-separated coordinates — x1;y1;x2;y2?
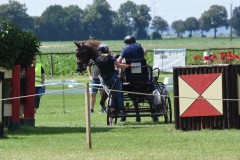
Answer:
1;93;240;160
40;37;240;53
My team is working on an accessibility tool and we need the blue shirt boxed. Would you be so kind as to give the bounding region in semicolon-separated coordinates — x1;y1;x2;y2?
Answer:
120;43;144;59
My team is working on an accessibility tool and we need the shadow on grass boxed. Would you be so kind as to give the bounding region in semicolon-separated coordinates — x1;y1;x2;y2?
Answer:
4;120;175;139
5;126;115;138
121;120;175;126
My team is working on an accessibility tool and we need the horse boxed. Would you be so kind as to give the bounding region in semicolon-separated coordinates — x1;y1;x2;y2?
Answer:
75;41;141;125
75;41;101;73
74;41;108;112
74;41;172;125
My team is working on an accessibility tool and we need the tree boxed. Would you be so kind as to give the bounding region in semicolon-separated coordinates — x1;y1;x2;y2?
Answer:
0;20;40;69
39;4;84;41
199;11;212;37
118;2;151;39
32;16;41;36
171;20;185;38
40;5;67;40
184;17;199;37
64;5;84;40
111;13;128;40
151;16;169;39
0;0;33;31
231;6;240;36
133;4;151;39
0;21;23;69
204;5;228;38
118;1;137;35
83;0;114;40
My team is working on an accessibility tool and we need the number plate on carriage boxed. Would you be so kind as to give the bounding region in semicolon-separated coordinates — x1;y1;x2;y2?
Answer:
131;62;141;74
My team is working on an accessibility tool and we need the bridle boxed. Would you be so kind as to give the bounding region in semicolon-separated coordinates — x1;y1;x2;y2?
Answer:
75;41;101;72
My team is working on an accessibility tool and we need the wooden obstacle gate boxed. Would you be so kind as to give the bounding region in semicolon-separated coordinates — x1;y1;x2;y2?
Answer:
173;64;240;130
0;66;35;138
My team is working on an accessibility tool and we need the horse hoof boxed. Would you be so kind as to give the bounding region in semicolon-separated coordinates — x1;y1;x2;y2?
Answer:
109;117;113;125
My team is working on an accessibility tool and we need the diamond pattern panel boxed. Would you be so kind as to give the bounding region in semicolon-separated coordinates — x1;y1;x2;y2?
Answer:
179;73;223;117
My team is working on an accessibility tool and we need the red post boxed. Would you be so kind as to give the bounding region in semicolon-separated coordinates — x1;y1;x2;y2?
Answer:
9;65;21;131
23;66;35;126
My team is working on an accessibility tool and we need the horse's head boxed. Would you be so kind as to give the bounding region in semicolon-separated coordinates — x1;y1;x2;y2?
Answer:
74;41;100;73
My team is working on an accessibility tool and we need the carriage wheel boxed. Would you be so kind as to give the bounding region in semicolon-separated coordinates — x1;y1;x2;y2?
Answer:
164;96;172;124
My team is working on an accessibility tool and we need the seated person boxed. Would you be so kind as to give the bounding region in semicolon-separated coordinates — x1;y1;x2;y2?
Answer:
124;58;151;83
117;35;148;82
117;35;145;63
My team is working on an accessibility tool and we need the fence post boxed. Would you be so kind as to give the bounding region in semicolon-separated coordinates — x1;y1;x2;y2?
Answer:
50;54;54;76
9;65;21;131
84;83;91;149
23;66;35;127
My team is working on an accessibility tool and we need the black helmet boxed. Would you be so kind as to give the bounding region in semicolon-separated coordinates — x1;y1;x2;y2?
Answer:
123;35;136;44
97;44;109;53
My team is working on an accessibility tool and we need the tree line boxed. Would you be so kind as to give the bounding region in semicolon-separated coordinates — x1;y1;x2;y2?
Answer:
1;0;240;41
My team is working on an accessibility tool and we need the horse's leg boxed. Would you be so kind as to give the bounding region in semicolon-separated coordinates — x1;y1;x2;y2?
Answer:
107;93;118;125
100;90;108;112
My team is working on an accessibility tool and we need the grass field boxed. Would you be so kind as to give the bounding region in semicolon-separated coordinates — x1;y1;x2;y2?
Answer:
40;37;240;53
1;92;240;160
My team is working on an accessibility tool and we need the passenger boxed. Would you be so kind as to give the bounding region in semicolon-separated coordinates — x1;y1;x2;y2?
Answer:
117;35;145;63
95;44;136;115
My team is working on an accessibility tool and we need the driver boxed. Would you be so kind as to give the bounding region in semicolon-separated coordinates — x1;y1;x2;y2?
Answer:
117;35;147;122
117;35;145;63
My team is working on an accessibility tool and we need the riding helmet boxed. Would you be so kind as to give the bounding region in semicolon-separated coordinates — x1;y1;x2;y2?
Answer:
97;44;109;53
123;35;136;44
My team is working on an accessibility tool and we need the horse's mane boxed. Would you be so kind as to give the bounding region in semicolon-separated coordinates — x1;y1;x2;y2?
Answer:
77;40;101;49
85;40;101;46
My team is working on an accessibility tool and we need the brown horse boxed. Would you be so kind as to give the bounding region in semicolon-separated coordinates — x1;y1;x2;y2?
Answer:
74;41;108;111
75;41;101;73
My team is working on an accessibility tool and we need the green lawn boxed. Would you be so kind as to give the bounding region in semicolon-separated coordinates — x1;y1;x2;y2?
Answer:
1;88;240;160
40;37;240;53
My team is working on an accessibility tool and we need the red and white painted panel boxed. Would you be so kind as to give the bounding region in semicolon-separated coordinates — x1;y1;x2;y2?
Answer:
178;73;223;117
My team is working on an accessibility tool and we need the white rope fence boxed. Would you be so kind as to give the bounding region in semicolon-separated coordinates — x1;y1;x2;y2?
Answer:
90;83;240;102
0;81;240;102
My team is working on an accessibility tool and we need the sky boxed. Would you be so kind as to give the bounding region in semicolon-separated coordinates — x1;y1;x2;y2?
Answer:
1;0;240;24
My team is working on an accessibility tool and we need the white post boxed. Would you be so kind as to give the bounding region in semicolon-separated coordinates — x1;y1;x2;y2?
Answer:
84;83;91;148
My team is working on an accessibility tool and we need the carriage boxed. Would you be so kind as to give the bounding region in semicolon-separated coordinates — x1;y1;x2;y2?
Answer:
74;41;172;125
105;58;172;125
